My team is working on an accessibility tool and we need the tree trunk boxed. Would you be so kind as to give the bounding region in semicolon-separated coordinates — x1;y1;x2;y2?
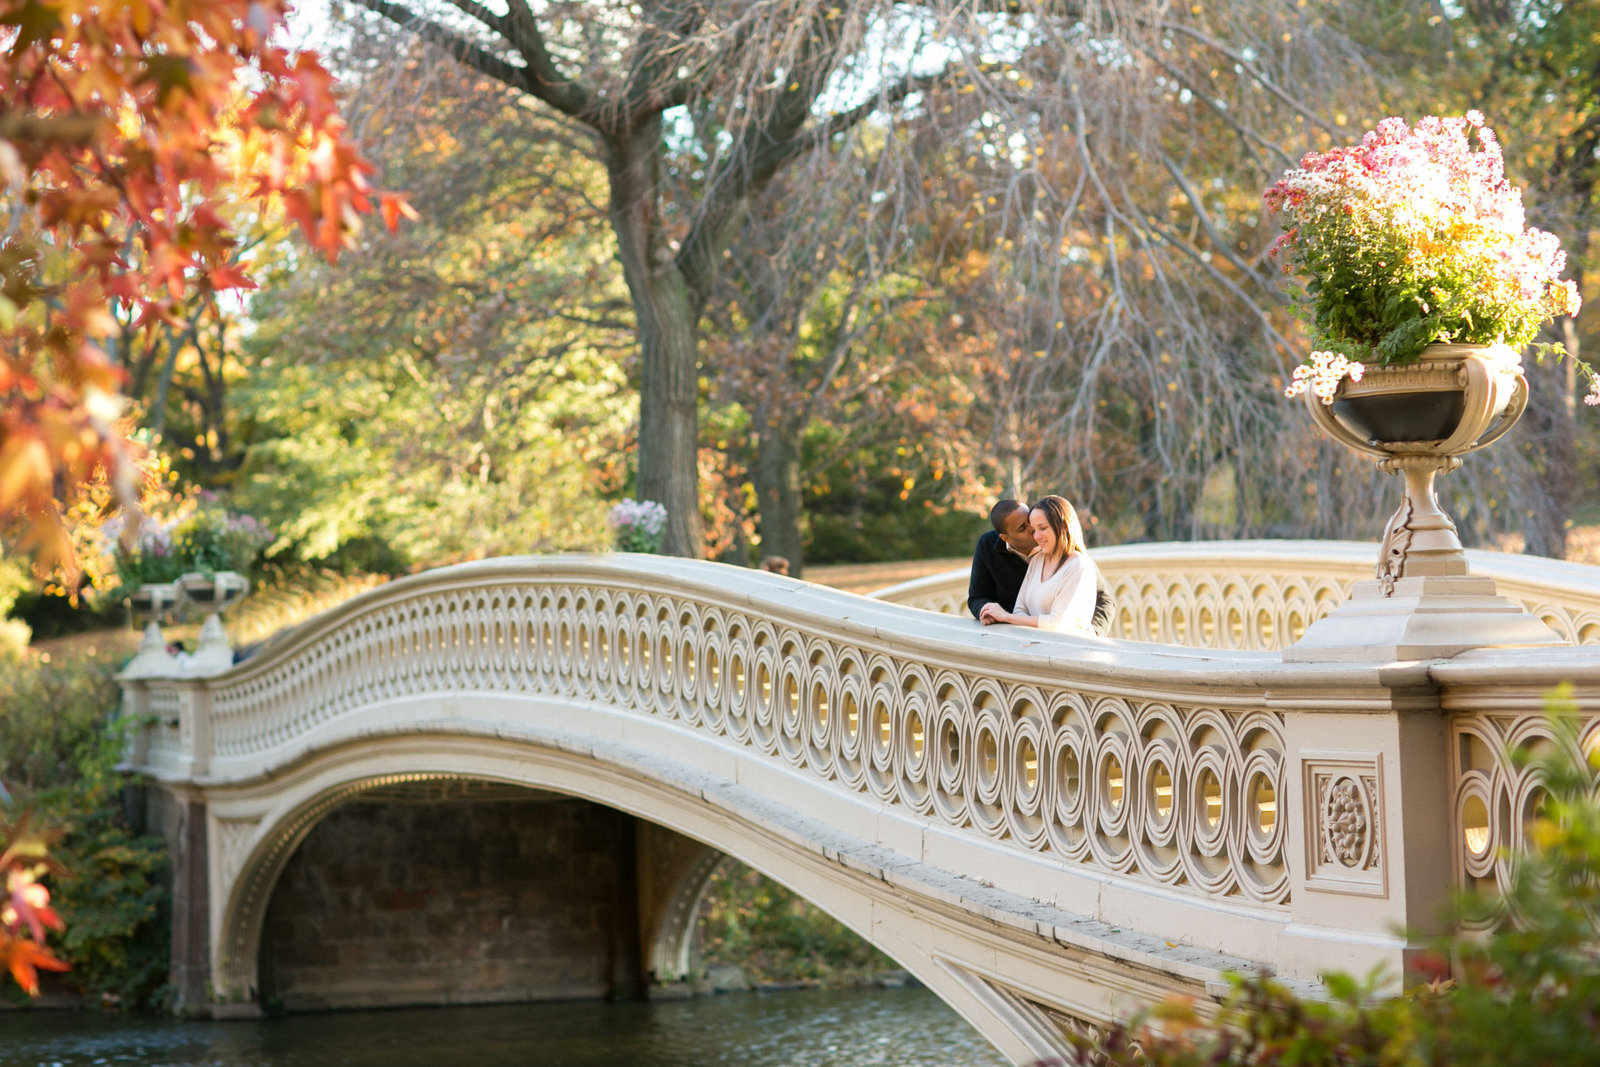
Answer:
606;122;705;558
754;413;805;577
1519;339;1576;559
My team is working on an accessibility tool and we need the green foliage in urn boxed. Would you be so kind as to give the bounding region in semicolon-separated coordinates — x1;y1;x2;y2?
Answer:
1266;113;1596;405
101;502;270;598
168;505;272;579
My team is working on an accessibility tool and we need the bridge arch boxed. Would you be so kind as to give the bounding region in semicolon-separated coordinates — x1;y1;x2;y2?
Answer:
210;728;1075;1061
644;845;729;987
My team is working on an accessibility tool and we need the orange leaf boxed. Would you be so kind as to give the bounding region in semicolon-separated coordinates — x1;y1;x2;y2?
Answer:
379;192;419;233
0;434;53;513
0;935;70;996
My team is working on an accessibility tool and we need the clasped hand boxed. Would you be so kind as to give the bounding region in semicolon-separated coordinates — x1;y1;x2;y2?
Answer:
978;602;1012;625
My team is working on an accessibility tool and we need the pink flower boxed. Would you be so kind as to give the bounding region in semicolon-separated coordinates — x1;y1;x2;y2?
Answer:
1266;112;1586;380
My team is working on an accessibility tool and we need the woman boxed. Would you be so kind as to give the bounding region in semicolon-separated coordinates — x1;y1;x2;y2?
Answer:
978;495;1100;634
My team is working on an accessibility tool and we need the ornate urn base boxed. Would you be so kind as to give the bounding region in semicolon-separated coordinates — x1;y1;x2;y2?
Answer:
176;570;250;673
1285;344;1562;662
120;583;181;679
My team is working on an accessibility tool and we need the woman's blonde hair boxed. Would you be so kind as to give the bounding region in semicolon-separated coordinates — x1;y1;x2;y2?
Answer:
1029;495;1088;560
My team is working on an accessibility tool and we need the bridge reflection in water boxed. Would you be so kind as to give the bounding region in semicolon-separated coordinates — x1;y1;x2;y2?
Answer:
118;545;1600;1066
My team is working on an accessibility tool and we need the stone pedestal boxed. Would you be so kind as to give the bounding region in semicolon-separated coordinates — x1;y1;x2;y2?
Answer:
120;621;179;678
1290;347;1562;662
1284;575;1561;663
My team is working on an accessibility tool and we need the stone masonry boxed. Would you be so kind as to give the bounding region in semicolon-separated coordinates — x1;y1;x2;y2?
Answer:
258;795;642;1011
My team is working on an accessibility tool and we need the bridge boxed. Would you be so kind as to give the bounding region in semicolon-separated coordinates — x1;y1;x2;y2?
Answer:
118;545;1600;1064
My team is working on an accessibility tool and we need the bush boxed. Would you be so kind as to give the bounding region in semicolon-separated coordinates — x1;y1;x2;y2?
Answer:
695;861;895;984
0;646;169;1010
0;551;32;654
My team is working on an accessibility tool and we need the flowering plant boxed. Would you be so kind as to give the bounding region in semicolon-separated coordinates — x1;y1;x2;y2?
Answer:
1265;112;1594;405
0;816;68;996
608;498;668;554
104;502;272;591
102;513;188;590
170;505;273;577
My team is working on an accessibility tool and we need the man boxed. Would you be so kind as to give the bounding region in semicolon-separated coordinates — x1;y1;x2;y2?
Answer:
968;499;1035;620
968;498;1116;632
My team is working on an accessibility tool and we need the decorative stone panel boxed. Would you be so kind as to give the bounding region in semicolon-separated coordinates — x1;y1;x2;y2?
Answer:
1301;753;1386;896
212;815;263;896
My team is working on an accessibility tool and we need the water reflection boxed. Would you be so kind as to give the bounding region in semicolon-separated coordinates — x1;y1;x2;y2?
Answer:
0;987;1008;1067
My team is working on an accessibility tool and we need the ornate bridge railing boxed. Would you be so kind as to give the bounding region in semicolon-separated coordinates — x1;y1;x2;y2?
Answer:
869;539;1600;649
119;552;1600;1038
127;557;1297;910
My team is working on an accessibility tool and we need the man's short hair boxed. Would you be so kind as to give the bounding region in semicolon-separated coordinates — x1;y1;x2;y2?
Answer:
989;498;1024;532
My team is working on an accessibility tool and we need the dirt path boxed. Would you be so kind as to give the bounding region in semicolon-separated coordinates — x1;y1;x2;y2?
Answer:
803;558;966;595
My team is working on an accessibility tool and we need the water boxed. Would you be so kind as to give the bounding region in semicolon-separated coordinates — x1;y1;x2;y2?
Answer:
0;988;1008;1067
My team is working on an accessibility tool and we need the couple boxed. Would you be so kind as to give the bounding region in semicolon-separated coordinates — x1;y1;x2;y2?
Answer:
967;496;1107;635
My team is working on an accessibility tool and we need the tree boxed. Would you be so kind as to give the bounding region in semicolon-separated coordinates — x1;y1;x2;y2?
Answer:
340;0;971;557
238;51;632;565
0;0;401;582
0;0;396;997
701;160;980;574
344;0;1398;557
874;3;1386;540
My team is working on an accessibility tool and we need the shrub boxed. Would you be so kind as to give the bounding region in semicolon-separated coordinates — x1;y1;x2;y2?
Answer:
695;861;894;984
0;646;169;1010
0;551;32;654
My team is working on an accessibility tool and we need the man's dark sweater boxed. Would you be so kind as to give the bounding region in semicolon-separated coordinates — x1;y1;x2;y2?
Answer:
967;529;1030;619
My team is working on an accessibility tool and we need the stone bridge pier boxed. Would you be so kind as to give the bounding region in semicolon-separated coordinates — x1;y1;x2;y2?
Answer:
120;552;1600;1063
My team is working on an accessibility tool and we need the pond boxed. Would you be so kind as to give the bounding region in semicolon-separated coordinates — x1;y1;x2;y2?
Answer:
0;987;1010;1067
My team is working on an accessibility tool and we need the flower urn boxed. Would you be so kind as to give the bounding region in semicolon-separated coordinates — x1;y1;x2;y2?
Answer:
1286;344;1559;661
130;582;181;619
175;570;251;674
174;570;251;614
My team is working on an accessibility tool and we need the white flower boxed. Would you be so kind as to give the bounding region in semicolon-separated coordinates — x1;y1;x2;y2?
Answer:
1283;351;1365;405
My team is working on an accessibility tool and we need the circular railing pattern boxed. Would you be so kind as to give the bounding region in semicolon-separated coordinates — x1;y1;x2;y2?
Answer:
198;577;1290;906
1103;571;1350;649
1450;712;1600;927
871;563;1350;650
871;541;1600;651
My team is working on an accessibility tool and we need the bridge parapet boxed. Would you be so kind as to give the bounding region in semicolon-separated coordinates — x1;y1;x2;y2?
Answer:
871;540;1600;649
118;552;1600;1060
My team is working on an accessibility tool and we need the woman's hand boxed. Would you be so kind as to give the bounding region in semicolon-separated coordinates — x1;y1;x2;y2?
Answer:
979;602;1011;625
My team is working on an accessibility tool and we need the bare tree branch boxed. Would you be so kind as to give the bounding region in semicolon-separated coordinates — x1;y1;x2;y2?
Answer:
444;0;507;36
352;0;532;95
1157;19;1345;139
1158;151;1279;295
